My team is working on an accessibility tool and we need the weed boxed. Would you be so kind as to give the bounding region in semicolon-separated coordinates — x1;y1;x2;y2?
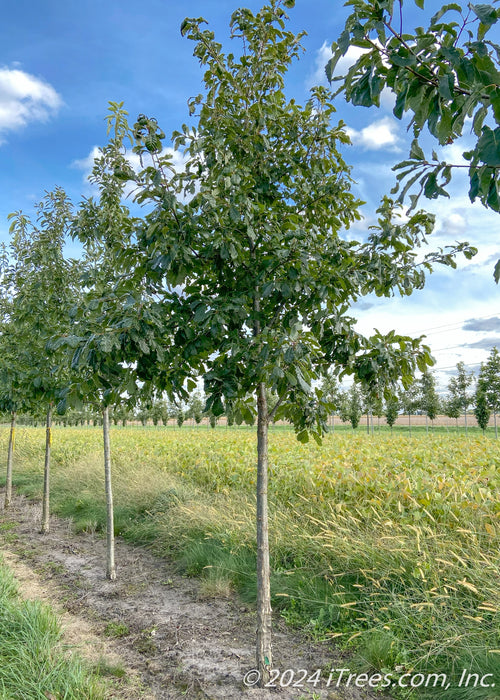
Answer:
103;620;129;638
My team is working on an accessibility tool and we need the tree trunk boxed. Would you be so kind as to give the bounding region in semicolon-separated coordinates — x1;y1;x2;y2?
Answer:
464;408;468;436
256;382;272;684
4;411;16;508
425;414;428;434
40;404;53;533
408;412;411;436
102;406;116;580
494;409;497;439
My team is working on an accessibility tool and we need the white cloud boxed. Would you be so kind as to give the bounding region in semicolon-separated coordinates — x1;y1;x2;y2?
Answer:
440;212;467;237
71;145;192;202
345;116;401;151
0;67;62;143
308;42;370;88
334;45;370;76
71;146;101;176
308;39;394;92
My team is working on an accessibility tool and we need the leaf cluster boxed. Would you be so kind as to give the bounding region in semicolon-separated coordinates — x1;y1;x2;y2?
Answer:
329;1;500;228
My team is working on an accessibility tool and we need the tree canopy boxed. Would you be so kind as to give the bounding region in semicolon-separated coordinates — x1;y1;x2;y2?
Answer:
329;1;500;275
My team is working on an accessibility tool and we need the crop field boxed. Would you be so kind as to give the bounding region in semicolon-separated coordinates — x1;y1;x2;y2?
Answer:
2;425;499;695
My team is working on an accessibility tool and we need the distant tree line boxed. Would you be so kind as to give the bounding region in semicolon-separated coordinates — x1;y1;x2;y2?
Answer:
319;347;500;436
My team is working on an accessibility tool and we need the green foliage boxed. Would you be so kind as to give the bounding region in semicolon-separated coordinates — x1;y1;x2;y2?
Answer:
384;394;399;428
474;385;491;433
448;361;475;413
480;346;500;413
419;370;441;421
0;188;77;415
185;392;204;424
329;0;500;276
340;385;362;429
106;3;473;444
443;394;462;422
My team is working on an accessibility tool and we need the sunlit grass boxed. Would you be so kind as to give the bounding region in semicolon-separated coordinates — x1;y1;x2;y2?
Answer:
0;554;108;699
2;425;499;695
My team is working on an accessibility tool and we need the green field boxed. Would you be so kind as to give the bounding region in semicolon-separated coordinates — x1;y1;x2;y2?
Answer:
2;426;499;697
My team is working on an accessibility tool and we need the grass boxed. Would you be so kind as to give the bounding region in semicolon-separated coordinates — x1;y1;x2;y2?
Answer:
0;554;109;699
1;425;499;698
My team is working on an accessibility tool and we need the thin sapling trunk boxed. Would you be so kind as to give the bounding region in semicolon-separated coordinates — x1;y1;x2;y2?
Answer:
256;381;272;683
40;404;53;533
102;405;116;580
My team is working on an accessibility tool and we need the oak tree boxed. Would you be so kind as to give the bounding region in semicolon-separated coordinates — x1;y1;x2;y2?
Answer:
114;1;475;680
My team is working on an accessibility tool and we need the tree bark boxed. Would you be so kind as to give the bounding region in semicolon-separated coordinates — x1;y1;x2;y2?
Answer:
4;411;16;508
102;406;116;580
494;409;497;439
256;382;272;684
40;404;52;533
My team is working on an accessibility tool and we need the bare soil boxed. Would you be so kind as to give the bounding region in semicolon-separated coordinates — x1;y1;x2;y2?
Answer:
0;491;384;700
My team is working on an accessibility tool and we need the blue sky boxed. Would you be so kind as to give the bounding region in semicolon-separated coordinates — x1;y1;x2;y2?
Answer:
1;0;499;392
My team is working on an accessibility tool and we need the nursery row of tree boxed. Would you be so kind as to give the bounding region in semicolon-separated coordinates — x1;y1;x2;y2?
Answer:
322;350;500;436
7;347;500;437
1;0;499;685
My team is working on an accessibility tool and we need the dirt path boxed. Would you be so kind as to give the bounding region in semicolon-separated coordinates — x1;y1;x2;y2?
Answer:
0;492;383;700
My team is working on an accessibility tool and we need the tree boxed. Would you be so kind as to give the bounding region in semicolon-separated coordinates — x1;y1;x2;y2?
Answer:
6;189;77;533
329;1;500;277
186;391;205;425
360;383;375;434
474;376;491;434
398;382;420;434
385;394;399;431
337;389;351;425
347;385;362;430
0;244;31;508
419;370;440;431
480;346;500;437
60;137;146;580
106;0;474;683
319;372;342;429
443;394;461;431
448;361;475;434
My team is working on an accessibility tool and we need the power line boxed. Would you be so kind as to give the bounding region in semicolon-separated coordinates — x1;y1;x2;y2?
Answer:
375;311;500;338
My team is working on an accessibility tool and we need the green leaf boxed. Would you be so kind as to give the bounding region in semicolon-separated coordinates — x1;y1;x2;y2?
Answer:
476;126;500;166
410;139;425;161
430;4;463;25
470;4;498;28
494;259;500;283
296;429;309;444
489;87;500;125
